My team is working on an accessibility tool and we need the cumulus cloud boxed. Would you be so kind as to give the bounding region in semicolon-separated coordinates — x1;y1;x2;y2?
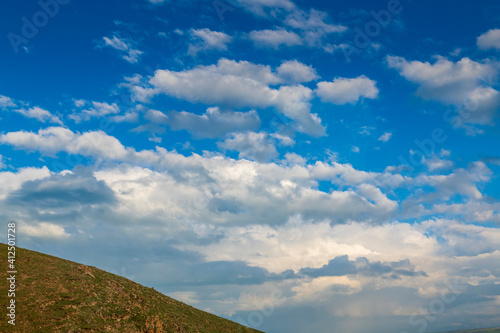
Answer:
378;132;392;142
147;58;325;136
422;155;453;172
188;28;232;56
284;8;347;46
0;95;62;124
235;0;295;16
387;55;500;128
247;6;346;51
6;169;116;209
0;127;129;160
168;107;261;139
0;95;16;108
110;111;139;123
276;60;318;83
102;35;143;63
316;76;379;105
413;161;492;201
299;255;426;279
1;128;499;331
0;129;412;226
70;101;120;122
217;131;279;162
249;29;303;48
15;107;63;125
0;167;51;200
21;222;70;239
477;28;500;50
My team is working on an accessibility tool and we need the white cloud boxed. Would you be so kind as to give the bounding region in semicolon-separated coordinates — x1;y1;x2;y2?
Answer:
121;75;158;103
73;99;87;108
110;111;139;123
422;156;453;172
21;222;70;239
15;107;63;125
0;127;129;160
283;152;306;165
249;29;303;48
145;109;169;124
0;95;61;124
123;49;143;64
148;58;325;136
284;8;347;47
244;3;347;52
284;8;346;33
316;76;379;105
414;161;491;201
168;107;261;139
273;84;324;136
149;61;276;107
103;35;129;51
378;132;392;142
235;0;295;16
188;28;232;56
387;55;500;127
218;131;278;162
359;126;374;135
1;128;494;228
0;167;51;200
351;146;360;153
276;60;318;83
102;35;143;63
70;101;120;122
271;133;295;146
477;28;500;50
0;95;16;108
179;216;434;274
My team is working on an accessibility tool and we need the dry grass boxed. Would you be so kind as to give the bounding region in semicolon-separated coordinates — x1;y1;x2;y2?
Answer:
0;243;263;333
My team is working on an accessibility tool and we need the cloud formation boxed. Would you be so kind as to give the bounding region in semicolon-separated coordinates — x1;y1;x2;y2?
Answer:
188;28;232;56
316;76;379;104
102;35;143;63
147;58;325;136
387;55;500;129
477;28;500;50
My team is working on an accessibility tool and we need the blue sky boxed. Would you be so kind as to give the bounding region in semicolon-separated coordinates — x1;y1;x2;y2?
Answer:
1;0;500;332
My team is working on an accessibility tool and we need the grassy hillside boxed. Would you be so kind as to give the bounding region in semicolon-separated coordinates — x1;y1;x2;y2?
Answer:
0;243;263;333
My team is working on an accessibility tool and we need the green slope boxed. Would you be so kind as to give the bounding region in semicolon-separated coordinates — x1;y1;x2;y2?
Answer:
0;243;263;333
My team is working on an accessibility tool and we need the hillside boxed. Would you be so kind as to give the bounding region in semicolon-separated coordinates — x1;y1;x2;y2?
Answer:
0;243;263;333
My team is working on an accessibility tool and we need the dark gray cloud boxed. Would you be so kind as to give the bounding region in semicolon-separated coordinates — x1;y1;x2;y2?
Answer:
298;255;427;279
168;108;261;139
6;167;116;209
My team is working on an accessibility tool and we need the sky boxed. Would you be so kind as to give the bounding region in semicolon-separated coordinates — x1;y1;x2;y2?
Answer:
1;0;500;332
